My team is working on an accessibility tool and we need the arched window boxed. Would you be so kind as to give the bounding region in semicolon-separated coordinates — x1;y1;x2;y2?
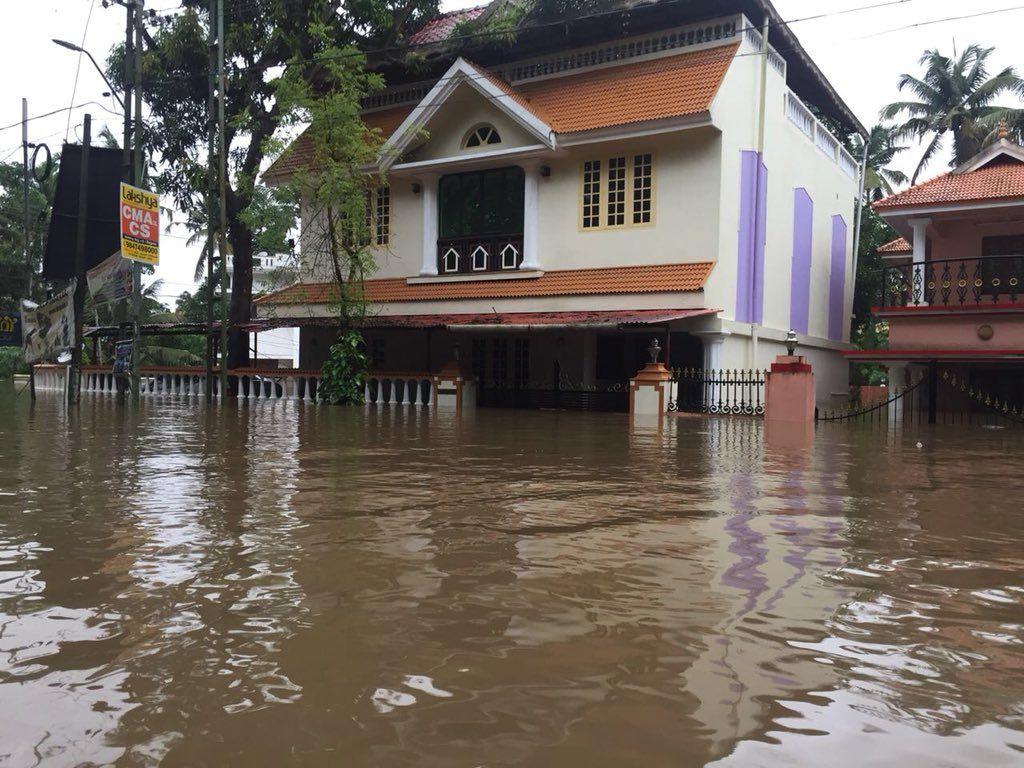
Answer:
463;124;501;148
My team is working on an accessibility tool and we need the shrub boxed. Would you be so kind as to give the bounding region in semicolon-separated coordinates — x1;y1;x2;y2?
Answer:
0;347;26;379
318;329;367;405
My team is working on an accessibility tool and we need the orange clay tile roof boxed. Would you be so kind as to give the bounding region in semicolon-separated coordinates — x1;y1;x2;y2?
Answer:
515;43;736;133
255;262;714;305
873;160;1024;210
877;237;911;254
408;5;487;45
262;106;414;185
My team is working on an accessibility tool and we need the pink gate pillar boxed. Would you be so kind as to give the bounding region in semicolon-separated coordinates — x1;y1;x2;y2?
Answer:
765;353;815;424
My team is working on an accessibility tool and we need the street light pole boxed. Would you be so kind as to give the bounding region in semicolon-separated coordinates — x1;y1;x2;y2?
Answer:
130;0;144;401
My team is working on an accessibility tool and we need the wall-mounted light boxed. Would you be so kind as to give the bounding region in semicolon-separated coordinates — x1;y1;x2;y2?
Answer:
540;166;551;178
412;183;422;194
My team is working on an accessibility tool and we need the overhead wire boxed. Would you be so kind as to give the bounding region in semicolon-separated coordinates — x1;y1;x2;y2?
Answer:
64;0;98;142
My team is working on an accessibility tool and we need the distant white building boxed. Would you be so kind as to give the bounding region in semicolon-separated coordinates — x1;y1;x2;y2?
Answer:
227;251;300;368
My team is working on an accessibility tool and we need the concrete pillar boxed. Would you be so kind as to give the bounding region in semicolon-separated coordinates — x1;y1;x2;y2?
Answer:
695;330;731;411
909;217;930;306
419;173;440;276
629;340;673;416
520;160;541;270
433;359;476;411
765;354;815;424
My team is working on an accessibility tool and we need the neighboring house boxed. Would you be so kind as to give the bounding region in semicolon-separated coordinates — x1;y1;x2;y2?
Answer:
227;252;300;368
852;132;1024;409
257;0;864;409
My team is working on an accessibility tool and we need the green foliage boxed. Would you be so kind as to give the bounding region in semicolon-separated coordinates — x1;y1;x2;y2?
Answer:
0;347;26;379
121;0;438;365
881;45;1024;182
850;207;894;385
0;155;59;309
318;330;367;405
850;125;909;202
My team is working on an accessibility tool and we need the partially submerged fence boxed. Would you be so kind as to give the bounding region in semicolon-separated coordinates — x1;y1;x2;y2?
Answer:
817;367;1024;428
668;368;767;416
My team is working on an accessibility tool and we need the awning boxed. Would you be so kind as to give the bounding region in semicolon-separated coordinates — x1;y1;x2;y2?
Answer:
243;308;718;332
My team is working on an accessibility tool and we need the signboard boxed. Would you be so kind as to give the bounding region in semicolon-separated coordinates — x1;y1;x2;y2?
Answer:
21;286;75;364
87;251;133;306
119;182;159;265
113;340;133;375
0;311;21;347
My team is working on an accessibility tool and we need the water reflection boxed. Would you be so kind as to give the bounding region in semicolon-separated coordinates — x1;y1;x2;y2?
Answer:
0;387;1022;766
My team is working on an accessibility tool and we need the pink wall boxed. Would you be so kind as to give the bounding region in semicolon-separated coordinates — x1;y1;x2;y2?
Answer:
929;219;1024;260
889;312;1024;349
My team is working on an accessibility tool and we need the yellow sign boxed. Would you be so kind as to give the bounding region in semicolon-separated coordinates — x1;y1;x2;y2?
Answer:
119;182;160;265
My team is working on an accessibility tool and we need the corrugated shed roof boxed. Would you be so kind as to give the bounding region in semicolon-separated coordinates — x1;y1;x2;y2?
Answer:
256;262;714;305
874;160;1024;211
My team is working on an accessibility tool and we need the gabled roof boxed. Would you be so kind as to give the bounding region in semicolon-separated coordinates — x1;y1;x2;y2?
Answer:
954;138;1024;174
873;159;1024;212
379;57;556;169
264;43;736;183
255;262;714;305
877;237;911;254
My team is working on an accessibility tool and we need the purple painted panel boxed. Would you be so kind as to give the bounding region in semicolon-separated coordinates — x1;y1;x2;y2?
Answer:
827;214;848;341
752;158;768;324
735;151;767;324
789;189;813;334
734;151;758;323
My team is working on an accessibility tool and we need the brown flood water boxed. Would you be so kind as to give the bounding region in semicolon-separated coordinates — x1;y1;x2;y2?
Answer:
1;385;1023;767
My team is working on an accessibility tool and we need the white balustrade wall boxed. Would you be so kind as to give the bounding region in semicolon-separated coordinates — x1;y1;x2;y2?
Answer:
364;374;435;406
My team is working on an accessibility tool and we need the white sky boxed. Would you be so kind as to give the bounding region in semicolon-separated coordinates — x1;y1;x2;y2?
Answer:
1;0;1022;306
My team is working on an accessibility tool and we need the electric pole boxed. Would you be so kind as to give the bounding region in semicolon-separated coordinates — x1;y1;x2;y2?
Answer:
23;98;35;401
130;0;144;400
69;115;92;407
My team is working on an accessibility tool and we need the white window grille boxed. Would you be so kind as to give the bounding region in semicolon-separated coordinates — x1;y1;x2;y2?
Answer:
442;247;459;273
471;245;489;271
500;243;519;269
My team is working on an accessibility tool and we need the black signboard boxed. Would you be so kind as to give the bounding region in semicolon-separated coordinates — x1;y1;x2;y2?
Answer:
0;311;21;347
42;144;129;281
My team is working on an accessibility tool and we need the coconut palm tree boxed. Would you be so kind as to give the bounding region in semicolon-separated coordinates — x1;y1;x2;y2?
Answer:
850;124;909;201
881;45;1024;183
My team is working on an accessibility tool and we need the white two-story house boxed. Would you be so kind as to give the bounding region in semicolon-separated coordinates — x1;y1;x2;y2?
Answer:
256;0;864;410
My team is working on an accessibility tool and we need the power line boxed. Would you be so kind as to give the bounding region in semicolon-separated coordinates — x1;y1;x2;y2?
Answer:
64;0;98;142
0;101;123;135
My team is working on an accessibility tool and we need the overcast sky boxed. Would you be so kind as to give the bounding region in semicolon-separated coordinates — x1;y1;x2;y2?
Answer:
2;0;1022;305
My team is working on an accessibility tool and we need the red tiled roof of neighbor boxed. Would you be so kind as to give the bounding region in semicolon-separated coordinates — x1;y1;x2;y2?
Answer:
256;262;714;305
262;106;414;185
515;43;737;133
873;160;1024;210
877;237;911;254
408;5;487;46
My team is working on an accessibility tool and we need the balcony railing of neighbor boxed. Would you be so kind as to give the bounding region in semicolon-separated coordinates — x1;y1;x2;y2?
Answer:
437;235;524;275
880;255;1024;309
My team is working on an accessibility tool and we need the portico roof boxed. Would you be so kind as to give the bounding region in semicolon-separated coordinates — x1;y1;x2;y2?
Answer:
244;308;718;331
255;262;714;306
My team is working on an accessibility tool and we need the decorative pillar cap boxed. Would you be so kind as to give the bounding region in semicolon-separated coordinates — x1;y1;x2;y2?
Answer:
785;329;798;356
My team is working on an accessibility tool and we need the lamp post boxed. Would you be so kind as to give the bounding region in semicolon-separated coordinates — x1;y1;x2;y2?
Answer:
51;39;126;110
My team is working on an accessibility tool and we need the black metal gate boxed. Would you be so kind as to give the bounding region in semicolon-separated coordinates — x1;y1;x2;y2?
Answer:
817;364;1024;427
668;368;766;416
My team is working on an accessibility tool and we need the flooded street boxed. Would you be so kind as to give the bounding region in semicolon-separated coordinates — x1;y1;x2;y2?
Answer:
1;387;1022;767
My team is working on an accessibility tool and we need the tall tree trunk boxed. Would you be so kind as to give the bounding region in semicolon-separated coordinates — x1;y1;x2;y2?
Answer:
226;204;254;370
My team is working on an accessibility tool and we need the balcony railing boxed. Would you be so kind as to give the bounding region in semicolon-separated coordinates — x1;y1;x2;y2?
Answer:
437;234;523;275
880;255;1024;308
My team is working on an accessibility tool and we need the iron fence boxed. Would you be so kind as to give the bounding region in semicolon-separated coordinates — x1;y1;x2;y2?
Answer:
668;368;766;415
881;255;1024;308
